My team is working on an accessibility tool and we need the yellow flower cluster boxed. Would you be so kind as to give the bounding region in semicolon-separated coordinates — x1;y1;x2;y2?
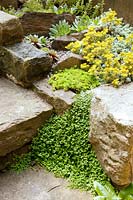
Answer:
66;10;133;87
101;10;122;25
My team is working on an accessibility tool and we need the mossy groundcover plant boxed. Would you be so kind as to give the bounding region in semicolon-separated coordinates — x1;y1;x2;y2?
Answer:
11;92;109;194
48;68;100;92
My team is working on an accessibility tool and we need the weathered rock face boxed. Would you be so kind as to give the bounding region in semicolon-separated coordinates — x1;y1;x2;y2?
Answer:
34;78;75;115
53;52;84;71
20;12;75;36
0;42;52;87
0;78;53;156
52;36;77;51
89;83;133;187
0;11;23;45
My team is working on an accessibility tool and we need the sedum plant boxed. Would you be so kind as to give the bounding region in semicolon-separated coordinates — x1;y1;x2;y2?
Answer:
48;68;100;92
66;10;133;87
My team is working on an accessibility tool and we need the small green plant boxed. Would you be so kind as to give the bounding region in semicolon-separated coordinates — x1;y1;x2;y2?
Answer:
49;19;71;39
11;153;32;174
94;181;120;200
74;0;104;17
71;15;91;33
119;183;133;200
94;181;133;200
48;68;100;92
25;34;47;48
22;0;44;12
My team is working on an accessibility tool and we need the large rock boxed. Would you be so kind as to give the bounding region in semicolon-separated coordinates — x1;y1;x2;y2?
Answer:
53;52;84;71
0;11;23;45
0;78;53;156
0;42;52;87
34;78;75;115
20;12;75;36
89;83;133;187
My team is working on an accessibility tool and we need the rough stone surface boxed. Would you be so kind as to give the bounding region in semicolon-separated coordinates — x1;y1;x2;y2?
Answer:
0;166;93;200
89;83;133;187
34;78;76;115
20;12;75;36
53;52;84;71
52;36;77;51
0;42;52;87
70;30;88;40
0;78;53;156
0;11;23;45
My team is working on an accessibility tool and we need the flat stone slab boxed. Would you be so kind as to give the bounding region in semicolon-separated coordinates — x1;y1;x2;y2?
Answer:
89;83;133;187
0;166;93;200
0;42;52;87
34;78;76;115
0;78;53;156
0;11;23;45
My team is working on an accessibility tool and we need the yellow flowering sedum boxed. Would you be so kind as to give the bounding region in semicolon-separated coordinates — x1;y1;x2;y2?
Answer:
66;10;133;87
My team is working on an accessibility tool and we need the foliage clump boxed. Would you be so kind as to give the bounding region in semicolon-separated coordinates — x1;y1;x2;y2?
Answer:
30;92;109;193
11;93;109;193
67;10;133;87
49;20;71;39
48;68;100;92
94;181;133;200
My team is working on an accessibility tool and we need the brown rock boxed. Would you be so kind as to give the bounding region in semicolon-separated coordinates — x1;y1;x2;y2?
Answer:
20;12;75;36
0;42;52;87
70;30;88;40
0;78;53;156
34;78;76;115
53;52;84;71
0;11;23;45
52;36;77;51
89;83;133;187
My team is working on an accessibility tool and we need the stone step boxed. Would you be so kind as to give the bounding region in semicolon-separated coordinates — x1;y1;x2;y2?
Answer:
33;78;76;115
0;42;52;87
0;166;93;200
0;78;53;156
0;11;23;45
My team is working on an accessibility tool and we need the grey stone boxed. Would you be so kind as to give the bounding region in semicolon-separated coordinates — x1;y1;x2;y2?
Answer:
20;12;75;36
0;78;53;156
89;83;133;187
0;11;23;45
34;78;76;115
0;166;93;200
52;36;77;51
53;52;84;71
0;42;52;87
